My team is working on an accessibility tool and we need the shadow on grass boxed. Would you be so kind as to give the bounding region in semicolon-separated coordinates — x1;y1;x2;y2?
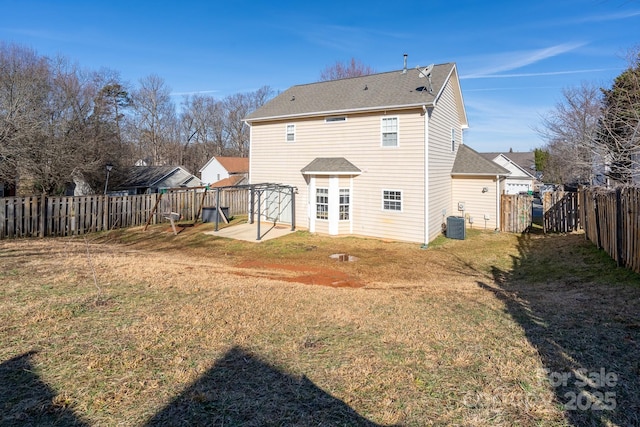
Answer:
478;231;640;426
145;346;385;426
0;351;89;426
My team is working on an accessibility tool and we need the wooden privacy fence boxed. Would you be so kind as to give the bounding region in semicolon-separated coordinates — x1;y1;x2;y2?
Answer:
543;190;580;233
501;194;532;233
0;188;248;239
580;186;640;274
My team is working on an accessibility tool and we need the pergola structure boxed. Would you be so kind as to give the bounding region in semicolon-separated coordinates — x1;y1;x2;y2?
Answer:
211;183;297;241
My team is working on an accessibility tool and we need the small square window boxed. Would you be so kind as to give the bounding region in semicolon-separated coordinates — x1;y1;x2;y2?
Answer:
383;190;402;211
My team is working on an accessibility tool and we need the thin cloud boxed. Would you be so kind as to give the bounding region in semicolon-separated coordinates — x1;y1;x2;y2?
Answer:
463;42;586;78
565;9;640;24
171;90;220;97
462;68;619;80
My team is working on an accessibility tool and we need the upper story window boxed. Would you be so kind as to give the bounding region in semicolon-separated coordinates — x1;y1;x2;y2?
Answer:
383;190;402;211
451;128;456;152
286;124;295;142
381;117;398;147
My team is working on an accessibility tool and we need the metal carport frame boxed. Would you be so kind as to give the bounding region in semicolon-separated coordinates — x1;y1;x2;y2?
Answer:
211;183;297;241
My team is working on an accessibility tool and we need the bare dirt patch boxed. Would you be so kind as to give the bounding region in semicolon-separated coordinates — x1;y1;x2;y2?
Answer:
235;260;365;288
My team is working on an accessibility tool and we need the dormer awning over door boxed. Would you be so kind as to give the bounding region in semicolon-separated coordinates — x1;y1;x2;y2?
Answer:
301;158;361;176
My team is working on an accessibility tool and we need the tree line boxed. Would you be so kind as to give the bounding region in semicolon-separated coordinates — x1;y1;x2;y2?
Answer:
0;42;273;195
536;46;640;186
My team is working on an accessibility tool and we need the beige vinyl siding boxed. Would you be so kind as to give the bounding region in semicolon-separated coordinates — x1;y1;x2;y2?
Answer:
451;176;500;230
427;80;461;241
250;109;427;243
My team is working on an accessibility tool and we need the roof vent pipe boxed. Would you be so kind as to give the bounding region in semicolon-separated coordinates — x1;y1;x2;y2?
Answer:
403;54;408;73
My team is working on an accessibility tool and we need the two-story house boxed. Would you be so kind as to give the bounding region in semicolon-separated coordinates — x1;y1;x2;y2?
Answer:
245;61;503;245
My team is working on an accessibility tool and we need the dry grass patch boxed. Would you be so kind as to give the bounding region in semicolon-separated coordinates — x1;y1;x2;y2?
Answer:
1;225;639;426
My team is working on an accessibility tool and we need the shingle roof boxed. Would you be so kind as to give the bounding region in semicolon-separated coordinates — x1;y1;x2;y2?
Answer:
480;151;536;174
116;166;178;188
452;145;510;176
216;157;249;174
116;166;198;189
210;174;247;188
246;63;460;122
301;158;361;175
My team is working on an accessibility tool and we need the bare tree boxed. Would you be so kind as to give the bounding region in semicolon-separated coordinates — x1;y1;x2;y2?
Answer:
0;44;138;195
0;42;274;194
535;82;604;184
319;58;375;81
0;43;50;194
131;74;177;165
224;86;273;157
179;94;226;169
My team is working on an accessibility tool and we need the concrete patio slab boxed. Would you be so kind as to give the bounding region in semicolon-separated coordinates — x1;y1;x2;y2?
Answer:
204;222;295;242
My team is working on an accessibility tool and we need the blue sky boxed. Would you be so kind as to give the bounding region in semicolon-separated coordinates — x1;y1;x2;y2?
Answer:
1;0;638;152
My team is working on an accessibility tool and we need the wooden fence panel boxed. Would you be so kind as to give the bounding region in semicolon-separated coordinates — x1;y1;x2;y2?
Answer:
200;188;249;217
0;196;42;238
578;186;640;275
0;188;249;240
543;191;579;233
501;194;532;233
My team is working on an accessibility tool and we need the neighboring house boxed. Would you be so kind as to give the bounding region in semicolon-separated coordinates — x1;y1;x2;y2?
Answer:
480;151;537;195
113;166;201;195
199;156;249;187
452;145;510;230
245;61;507;244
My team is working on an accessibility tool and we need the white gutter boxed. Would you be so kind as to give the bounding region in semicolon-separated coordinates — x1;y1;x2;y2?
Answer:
495;175;500;231
246;102;436;124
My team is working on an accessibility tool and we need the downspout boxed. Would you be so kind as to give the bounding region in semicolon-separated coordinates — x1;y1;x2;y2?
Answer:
247;121;253;185
422;105;430;248
495;175;500;231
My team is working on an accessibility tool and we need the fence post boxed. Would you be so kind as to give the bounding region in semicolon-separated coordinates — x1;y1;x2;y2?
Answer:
615;188;624;267
39;194;46;237
102;195;108;231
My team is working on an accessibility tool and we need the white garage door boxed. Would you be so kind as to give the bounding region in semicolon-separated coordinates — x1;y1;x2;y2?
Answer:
506;182;531;195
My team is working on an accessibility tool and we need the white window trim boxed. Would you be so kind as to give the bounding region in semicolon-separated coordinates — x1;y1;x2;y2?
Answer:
315;187;329;221
382;189;403;212
381;116;399;148
286;124;296;142
339;188;350;221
